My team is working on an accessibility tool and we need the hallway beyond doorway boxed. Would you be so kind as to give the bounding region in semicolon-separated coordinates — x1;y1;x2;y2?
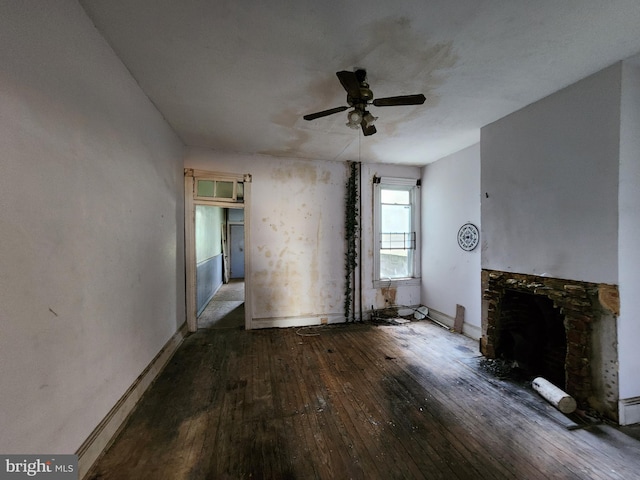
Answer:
198;280;244;330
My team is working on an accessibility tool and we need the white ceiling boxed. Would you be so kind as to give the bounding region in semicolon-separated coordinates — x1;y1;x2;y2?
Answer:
79;0;640;165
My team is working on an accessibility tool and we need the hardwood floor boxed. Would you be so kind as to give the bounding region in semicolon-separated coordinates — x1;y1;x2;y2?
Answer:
87;319;640;479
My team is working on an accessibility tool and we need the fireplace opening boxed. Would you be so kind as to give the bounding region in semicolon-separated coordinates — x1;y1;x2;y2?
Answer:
496;290;566;388
483;270;620;420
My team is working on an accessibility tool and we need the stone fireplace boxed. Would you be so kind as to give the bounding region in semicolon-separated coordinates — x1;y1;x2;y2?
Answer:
481;269;620;420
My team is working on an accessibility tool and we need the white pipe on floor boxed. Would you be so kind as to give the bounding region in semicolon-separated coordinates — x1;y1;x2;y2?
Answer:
532;377;577;414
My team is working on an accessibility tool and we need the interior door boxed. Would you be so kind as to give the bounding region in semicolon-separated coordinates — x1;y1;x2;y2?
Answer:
229;224;245;279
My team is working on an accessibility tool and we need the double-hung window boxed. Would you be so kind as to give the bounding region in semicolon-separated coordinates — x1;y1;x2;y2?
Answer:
373;177;421;287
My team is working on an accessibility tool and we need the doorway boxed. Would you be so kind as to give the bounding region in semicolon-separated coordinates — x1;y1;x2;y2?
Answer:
184;169;252;331
196;206;245;329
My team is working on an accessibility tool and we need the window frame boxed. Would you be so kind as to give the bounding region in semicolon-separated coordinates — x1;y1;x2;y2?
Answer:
373;176;421;288
194;174;244;203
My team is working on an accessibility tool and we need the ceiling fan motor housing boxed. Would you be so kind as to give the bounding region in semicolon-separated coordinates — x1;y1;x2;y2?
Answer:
347;87;373;107
359;84;373;102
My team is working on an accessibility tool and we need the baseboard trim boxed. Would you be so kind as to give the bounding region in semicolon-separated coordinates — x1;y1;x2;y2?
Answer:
426;307;454;328
619;396;640;425
77;322;189;479
462;323;482;340
252;313;344;329
425;307;481;340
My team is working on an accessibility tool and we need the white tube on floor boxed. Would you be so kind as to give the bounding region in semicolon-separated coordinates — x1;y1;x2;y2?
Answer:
532;377;577;414
414;306;428;320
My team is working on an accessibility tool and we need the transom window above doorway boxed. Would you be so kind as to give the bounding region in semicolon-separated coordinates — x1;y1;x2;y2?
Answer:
195;178;244;202
186;169;251;203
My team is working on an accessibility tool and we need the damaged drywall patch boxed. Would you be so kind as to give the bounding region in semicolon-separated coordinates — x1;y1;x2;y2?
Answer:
375;284;397;309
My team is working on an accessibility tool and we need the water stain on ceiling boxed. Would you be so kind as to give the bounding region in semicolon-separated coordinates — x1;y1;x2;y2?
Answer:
79;0;640;165
265;16;458;162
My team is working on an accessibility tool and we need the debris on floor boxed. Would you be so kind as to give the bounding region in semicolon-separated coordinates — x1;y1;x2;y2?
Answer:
390;318;411;325
478;357;528;382
369;305;426;325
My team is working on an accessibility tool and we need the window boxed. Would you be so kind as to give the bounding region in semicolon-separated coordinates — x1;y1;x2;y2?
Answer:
373;177;420;286
195;178;243;202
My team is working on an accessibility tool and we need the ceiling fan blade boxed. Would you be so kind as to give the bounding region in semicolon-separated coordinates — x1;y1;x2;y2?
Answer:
361;121;376;136
336;70;362;99
303;106;348;121
372;94;426;107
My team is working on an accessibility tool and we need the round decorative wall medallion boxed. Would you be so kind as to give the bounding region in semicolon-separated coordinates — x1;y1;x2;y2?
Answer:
457;223;479;251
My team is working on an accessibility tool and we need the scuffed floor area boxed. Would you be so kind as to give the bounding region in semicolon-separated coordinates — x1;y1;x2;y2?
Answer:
87;317;640;479
198;280;244;330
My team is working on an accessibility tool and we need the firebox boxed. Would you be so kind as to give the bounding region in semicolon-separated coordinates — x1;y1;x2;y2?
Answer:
496;290;566;388
481;270;620;421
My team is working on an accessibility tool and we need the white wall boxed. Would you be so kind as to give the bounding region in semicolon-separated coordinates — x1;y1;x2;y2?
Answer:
421;144;481;338
185;149;420;326
196;206;223;262
0;1;185;454
481;64;621;284
618;61;640;403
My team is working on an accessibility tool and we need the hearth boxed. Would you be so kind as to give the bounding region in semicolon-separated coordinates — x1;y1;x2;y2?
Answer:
481;270;619;420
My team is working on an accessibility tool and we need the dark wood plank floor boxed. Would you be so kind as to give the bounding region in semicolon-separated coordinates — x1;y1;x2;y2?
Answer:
87;320;640;479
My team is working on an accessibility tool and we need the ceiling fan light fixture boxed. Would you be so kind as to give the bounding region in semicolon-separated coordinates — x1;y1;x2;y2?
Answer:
363;111;377;127
346;109;363;129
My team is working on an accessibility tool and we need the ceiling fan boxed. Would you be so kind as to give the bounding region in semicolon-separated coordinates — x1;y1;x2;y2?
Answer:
303;69;426;136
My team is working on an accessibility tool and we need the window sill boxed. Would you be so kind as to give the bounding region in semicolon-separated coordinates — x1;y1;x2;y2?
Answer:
374;277;421;288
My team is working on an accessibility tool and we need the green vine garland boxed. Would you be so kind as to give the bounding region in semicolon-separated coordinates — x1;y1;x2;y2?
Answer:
344;162;359;321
